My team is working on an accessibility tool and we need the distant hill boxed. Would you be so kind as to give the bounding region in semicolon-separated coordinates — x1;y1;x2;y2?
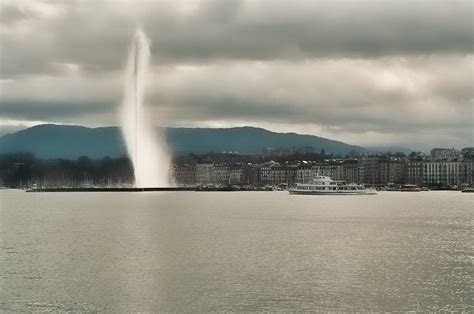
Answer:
0;124;376;158
167;126;369;156
0;125;124;159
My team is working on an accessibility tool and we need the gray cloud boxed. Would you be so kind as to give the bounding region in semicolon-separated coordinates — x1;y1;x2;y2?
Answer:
0;100;112;120
0;0;472;149
1;0;472;76
0;3;29;25
148;56;472;125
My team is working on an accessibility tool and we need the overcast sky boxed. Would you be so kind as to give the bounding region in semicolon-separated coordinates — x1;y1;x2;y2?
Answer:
0;0;472;150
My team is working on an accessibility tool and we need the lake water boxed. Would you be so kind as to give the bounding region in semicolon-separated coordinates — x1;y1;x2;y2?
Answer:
0;190;472;312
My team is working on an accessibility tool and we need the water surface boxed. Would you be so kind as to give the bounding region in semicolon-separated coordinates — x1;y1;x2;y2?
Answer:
1;191;472;311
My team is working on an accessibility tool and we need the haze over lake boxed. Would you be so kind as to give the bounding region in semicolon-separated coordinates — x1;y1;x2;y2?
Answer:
1;191;471;312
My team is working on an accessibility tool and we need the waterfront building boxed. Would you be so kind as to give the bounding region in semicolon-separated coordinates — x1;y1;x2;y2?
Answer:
406;158;423;185
286;164;298;186
247;164;262;186
259;162;298;186
173;165;196;186
342;159;359;183
296;160;359;184
260;162;286;185
196;164;213;184
430;148;461;161
387;158;405;184
404;149;473;187
424;161;445;185
358;158;379;185
445;161;463;186
358;157;406;185
174;146;474;188
423;160;469;186
229;164;245;184
296;164;314;183
313;161;343;181
464;160;474;185
212;164;230;184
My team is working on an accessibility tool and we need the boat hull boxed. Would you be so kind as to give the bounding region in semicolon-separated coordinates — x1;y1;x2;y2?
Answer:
289;189;377;195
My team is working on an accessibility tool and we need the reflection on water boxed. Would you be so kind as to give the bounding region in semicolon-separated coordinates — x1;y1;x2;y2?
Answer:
0;191;472;311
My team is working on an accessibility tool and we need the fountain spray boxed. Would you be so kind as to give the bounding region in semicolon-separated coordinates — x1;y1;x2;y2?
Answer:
119;28;171;187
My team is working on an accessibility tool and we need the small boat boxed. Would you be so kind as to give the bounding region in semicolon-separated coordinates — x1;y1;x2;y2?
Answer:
289;176;377;195
400;184;422;192
197;184;234;192
461;187;474;193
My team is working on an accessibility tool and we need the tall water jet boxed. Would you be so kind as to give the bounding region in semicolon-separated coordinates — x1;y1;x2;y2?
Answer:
120;28;171;187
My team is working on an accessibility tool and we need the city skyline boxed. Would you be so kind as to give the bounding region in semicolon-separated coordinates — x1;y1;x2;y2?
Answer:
0;0;472;151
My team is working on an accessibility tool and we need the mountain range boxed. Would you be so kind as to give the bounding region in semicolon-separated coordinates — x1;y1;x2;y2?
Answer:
0;124;411;159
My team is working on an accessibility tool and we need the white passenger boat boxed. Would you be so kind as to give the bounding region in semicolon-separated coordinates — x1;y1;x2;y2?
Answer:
289;176;377;195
